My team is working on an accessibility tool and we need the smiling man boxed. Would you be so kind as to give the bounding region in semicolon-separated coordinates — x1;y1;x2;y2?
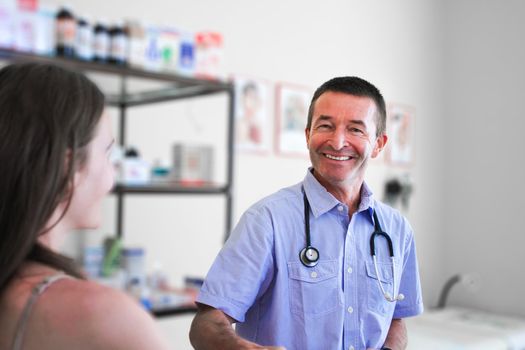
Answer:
190;77;424;350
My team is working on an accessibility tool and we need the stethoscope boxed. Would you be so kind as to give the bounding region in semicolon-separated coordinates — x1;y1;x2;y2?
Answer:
300;189;404;302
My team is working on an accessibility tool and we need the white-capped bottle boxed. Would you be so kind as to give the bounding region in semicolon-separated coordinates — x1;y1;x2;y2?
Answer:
76;15;93;60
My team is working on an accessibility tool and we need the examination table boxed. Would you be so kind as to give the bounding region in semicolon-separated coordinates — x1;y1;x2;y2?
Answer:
406;307;525;350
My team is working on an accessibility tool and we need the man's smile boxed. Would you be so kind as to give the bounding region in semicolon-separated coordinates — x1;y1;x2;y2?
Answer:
323;153;354;161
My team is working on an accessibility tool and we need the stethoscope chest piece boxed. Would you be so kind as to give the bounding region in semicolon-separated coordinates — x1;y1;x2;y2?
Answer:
301;189;320;268
300;246;319;267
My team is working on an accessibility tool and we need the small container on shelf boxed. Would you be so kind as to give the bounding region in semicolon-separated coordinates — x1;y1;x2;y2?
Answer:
127;277;153;310
119;147;151;185
143;23;162;71
34;3;57;56
75;15;93;61
177;30;195;76
195;31;224;78
121;247;146;286
0;1;15;49
93;18;110;62
125;19;146;68
108;19;128;65
158;25;180;73
82;245;104;279
14;0;38;53
55;4;76;57
150;158;171;183
172;143;214;185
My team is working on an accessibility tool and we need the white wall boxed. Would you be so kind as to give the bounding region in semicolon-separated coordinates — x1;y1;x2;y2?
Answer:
63;0;447;347
442;0;525;317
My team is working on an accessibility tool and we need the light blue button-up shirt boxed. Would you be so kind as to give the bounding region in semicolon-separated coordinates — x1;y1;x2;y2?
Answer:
197;169;423;350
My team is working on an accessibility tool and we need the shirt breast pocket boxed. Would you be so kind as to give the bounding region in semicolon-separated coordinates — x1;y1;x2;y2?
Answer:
288;260;340;318
365;261;397;314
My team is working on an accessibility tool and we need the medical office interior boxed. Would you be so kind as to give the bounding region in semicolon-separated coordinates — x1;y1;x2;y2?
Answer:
1;0;525;348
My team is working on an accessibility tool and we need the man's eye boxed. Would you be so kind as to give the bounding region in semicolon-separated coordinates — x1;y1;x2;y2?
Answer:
350;128;364;134
317;124;331;129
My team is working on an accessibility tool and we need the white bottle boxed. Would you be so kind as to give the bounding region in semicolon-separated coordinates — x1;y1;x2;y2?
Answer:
34;3;57;55
0;0;16;49
76;15;93;60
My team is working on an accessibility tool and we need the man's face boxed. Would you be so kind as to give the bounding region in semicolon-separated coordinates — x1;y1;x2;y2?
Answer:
305;92;387;191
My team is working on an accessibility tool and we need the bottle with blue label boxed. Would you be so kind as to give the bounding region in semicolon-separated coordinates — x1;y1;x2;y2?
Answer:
178;31;195;75
144;24;161;71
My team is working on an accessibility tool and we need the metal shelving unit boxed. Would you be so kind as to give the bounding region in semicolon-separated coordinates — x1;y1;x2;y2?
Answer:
0;48;235;317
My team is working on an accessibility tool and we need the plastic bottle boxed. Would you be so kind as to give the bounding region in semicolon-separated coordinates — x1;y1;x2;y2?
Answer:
55;5;76;57
159;26;180;72
0;1;15;49
144;23;161;71
121;247;146;286
178;31;195;75
76;15;93;60
93;19;109;62
34;4;57;56
14;1;37;53
126;19;146;68
109;20;128;65
128;278;152;310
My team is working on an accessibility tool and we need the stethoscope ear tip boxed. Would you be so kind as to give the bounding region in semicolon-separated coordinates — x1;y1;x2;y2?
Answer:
384;292;404;302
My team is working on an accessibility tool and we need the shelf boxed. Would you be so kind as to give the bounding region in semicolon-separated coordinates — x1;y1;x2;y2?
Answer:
112;182;230;195
0;47;236;278
151;305;198;319
0;49;233;107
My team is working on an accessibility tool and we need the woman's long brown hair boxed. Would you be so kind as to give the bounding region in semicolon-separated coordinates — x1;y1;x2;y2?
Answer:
0;63;105;291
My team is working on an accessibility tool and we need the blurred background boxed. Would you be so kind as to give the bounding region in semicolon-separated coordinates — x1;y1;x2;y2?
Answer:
1;0;524;348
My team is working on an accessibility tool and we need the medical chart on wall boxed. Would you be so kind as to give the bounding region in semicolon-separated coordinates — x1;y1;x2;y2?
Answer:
234;76;272;154
385;103;416;166
275;82;312;157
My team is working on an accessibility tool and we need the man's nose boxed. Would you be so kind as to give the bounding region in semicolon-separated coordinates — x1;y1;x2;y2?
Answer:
329;128;347;150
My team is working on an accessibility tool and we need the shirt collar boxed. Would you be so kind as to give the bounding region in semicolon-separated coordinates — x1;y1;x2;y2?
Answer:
302;168;376;220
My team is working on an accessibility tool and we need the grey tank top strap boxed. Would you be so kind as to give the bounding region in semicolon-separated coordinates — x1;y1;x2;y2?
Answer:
11;273;72;350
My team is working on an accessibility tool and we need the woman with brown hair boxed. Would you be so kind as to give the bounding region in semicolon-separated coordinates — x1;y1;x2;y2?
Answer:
0;63;170;349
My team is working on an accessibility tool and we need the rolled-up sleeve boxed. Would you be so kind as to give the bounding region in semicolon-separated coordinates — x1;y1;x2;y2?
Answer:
197;208;275;322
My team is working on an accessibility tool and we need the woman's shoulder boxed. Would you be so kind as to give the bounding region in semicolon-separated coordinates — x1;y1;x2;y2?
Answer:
34;278;171;349
51;277;151;326
1;262;170;349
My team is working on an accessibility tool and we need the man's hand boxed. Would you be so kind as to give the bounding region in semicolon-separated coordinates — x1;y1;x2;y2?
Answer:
190;303;286;350
374;318;408;350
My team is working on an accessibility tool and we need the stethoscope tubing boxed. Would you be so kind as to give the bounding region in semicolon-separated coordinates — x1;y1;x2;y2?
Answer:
301;188;404;302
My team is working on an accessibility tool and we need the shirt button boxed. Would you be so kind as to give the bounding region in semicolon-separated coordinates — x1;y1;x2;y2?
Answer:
310;271;317;278
347;306;353;313
349;346;355;350
347;267;353;274
338;205;344;212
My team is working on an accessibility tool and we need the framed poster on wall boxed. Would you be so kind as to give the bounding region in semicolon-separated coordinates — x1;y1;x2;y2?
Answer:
275;82;312;157
385;103;416;166
233;76;272;154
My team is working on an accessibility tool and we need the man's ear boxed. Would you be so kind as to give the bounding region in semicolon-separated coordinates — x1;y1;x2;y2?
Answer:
305;128;311;149
371;134;388;158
